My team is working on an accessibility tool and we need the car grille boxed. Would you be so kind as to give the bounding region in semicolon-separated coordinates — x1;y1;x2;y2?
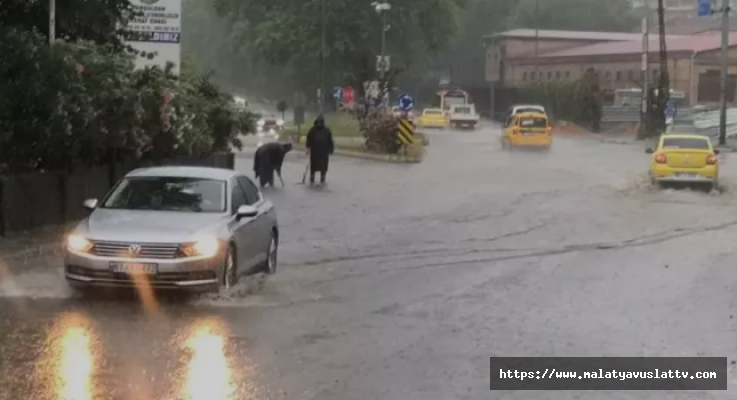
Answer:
66;265;216;282
91;240;180;259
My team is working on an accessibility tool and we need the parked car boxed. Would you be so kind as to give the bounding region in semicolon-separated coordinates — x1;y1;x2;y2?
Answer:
63;166;279;292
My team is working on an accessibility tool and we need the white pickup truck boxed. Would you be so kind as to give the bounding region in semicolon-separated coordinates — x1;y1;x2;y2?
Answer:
448;104;479;129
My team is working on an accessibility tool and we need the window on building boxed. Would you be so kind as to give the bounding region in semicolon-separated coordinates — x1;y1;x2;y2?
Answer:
628;70;634;81
522;71;527;80
616;71;622;81
555;71;560;79
652;69;659;80
565;71;570;78
605;71;611;80
547;71;552;79
539;72;544;80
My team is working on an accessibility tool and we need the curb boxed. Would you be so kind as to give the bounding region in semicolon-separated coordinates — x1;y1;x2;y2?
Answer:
333;148;423;163
293;144;423;163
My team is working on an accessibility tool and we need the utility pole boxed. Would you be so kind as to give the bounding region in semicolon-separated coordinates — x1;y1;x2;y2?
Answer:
534;0;539;81
639;2;649;138
319;0;326;113
372;2;391;107
49;0;56;44
719;0;730;145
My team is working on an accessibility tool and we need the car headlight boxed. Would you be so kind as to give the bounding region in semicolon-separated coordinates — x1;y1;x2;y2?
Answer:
67;234;93;252
257;119;265;127
277;119;284;126
180;237;219;258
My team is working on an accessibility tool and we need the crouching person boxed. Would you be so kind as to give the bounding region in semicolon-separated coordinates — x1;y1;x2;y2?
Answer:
254;142;293;187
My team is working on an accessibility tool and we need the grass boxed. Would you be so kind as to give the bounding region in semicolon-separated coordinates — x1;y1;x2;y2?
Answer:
282;112;361;138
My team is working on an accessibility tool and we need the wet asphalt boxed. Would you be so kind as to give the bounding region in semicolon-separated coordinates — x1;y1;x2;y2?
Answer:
0;124;735;399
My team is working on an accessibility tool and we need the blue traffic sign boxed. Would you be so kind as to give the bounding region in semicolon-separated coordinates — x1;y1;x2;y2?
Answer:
398;94;414;111
697;0;712;17
333;86;342;99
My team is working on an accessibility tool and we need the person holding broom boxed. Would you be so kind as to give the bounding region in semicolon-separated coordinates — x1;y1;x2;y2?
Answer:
305;115;334;184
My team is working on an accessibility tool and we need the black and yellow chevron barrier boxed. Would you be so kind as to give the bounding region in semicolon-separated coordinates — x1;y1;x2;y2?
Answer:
397;118;416;144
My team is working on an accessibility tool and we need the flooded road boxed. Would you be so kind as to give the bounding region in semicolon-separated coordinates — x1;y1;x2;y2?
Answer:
0;124;733;399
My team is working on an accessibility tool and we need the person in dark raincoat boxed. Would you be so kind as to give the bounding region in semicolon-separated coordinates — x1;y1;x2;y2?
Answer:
305;115;334;184
253;142;293;187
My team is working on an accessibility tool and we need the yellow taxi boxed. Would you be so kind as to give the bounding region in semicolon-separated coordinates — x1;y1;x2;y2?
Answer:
501;111;552;149
417;108;447;129
646;134;719;191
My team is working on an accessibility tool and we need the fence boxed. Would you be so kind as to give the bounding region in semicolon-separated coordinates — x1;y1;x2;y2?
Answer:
0;153;235;236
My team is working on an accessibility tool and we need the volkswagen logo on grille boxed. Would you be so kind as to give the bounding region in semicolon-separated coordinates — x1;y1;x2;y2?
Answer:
128;244;142;256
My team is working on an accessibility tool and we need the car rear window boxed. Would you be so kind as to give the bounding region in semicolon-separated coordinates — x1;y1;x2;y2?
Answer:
519;117;547;128
453;107;471;114
662;138;710;150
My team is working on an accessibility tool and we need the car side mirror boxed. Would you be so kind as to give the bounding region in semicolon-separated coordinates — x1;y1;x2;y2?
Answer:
645;148;654;154
713;149;720;155
82;199;98;210
236;205;258;219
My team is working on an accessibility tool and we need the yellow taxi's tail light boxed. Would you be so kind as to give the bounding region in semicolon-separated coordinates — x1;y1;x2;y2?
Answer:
67;235;93;252
180;237;219;258
707;155;718;164
654;153;667;163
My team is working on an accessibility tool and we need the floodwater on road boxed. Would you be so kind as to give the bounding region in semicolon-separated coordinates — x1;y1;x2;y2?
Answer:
0;123;734;399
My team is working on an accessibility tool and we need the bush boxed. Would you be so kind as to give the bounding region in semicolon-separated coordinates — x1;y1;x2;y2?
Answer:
0;27;254;173
358;111;401;154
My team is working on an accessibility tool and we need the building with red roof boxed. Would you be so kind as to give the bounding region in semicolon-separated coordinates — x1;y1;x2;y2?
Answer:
484;29;737;106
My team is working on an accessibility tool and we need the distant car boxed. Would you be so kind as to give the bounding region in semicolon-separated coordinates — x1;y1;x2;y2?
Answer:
502;111;552;149
417;108;447;129
390;106;416;122
448;104;479;129
63;166;279;292
256;113;284;132
646;134;719;191
506;104;546;120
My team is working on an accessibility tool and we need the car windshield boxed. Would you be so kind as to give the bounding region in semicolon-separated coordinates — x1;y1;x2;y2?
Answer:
661;137;710;150
101;176;226;212
519;117;547;129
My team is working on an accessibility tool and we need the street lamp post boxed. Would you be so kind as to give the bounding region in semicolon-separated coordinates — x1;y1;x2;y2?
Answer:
319;0;326;113
534;0;539;81
49;0;56;44
372;1;391;106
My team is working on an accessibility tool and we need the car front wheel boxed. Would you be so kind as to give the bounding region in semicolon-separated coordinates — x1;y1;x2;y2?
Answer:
264;232;278;274
223;246;237;289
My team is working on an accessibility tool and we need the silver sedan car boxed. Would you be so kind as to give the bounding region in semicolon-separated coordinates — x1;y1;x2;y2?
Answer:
63;166;279;292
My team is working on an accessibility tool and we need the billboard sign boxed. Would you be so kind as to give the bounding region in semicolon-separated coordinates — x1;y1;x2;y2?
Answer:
122;0;181;74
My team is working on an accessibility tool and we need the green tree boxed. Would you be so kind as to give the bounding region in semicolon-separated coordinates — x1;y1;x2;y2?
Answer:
0;0;133;47
212;0;468;94
508;0;638;32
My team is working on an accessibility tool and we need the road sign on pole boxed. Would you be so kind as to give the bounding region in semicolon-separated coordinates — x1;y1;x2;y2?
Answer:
333;86;342;100
376;56;390;72
697;0;713;17
398;94;414;111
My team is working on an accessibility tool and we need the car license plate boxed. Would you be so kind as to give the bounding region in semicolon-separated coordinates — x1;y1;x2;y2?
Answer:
110;262;158;274
676;173;696;178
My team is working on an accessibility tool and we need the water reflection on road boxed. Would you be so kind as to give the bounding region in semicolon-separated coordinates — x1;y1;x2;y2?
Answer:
37;313;99;400
179;317;235;400
16;307;263;400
